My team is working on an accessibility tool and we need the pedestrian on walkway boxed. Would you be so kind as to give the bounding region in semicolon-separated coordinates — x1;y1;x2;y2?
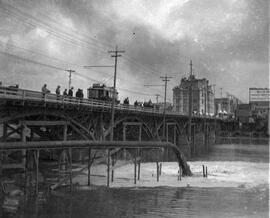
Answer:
68;87;74;97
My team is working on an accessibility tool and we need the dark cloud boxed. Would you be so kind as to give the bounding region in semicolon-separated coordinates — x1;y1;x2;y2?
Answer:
0;0;268;102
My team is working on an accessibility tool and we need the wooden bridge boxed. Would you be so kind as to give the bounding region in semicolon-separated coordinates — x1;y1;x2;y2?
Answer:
0;86;229;189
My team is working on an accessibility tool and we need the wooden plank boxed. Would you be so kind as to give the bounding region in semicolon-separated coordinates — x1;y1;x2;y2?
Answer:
20;121;70;126
123;122;142;126
2;163;25;169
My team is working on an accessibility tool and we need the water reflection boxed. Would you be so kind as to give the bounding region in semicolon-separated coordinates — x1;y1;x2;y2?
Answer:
3;185;266;218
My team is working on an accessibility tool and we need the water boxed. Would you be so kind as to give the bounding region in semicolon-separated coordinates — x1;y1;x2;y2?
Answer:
1;143;269;218
16;186;267;218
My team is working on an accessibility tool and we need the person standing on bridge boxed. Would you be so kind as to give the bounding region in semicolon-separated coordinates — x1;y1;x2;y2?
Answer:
68;87;74;97
68;87;74;103
56;85;61;95
42;84;50;94
42;84;50;100
56;85;61;100
63;89;68;96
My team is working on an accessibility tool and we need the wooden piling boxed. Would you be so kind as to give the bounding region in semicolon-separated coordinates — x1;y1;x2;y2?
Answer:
156;162;159;182
159;163;162;176
206;166;208;178
111;155;114;183
134;155;137;184
137;162;140;180
203;165;205;177
69;149;72;192
107;149;110;187
35;150;39;196
178;166;182;181
88;148;91;186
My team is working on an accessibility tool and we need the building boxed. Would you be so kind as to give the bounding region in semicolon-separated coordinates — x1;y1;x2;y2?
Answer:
173;74;215;116
214;93;242;117
234;88;269;135
249;88;270;119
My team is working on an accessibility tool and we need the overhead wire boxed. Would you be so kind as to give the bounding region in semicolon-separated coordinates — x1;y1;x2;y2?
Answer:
0;1;166;98
12;0;164;77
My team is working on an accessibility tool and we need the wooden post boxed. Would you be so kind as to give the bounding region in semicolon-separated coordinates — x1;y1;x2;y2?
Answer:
159;163;162;176
191;125;195;156
111;154;114;183
123;125;126;159
156;162;159;182
107;149;110;187
138;125;141;181
203;165;205;177
0;151;2;179
137;162;140;181
22;125;26;168
206;166;208;178
69;152;72;192
0;123;7;178
178;165;182;181
88;148;91;186
35;150;39;196
21;124;27;190
134;154;137;184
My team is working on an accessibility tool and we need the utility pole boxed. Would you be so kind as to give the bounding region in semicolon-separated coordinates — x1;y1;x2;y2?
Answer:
155;94;160;104
106;45;124;188
188;60;193;146
65;69;75;90
108;45;125;141
160;75;172;138
220;88;223;98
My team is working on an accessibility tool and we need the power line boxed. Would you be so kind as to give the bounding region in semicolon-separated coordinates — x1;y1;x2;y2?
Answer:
1;2;164;79
0;2;173;99
0;50;65;71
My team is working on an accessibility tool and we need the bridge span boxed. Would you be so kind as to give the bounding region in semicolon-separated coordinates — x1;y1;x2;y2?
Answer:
0;86;231;188
0;86;227;157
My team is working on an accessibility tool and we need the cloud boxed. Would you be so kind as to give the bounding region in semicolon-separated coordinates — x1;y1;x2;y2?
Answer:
0;0;268;103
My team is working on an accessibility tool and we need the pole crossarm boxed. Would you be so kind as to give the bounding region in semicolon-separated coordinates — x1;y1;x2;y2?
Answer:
0;140;192;176
83;66;114;68
65;69;75;90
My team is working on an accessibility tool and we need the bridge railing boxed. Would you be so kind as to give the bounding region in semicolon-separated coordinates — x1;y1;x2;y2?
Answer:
0;86;218;118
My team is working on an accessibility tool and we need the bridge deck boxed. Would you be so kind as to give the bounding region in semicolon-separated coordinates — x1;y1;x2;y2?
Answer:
0;86;217;119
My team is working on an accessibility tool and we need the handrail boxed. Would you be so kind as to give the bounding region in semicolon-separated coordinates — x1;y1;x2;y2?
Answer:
0;86;220;119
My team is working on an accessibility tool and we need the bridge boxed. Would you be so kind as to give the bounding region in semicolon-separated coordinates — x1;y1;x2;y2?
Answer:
0;86;228;188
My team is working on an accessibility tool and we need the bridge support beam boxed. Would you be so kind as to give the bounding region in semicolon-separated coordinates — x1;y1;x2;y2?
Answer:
0;140;192;176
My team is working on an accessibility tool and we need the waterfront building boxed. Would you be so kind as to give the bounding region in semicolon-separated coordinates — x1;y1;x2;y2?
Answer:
214;93;241;117
249;88;270;120
173;74;214;116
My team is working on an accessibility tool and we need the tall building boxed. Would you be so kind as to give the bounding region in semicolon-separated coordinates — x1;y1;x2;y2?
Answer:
173;62;215;116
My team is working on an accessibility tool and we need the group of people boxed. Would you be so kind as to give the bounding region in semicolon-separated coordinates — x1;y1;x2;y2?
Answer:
134;99;154;108
42;84;84;99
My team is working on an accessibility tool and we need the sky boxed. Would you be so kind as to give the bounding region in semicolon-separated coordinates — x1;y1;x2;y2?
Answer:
0;0;268;103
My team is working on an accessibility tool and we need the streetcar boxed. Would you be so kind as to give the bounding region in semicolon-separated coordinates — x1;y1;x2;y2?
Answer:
87;83;119;103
